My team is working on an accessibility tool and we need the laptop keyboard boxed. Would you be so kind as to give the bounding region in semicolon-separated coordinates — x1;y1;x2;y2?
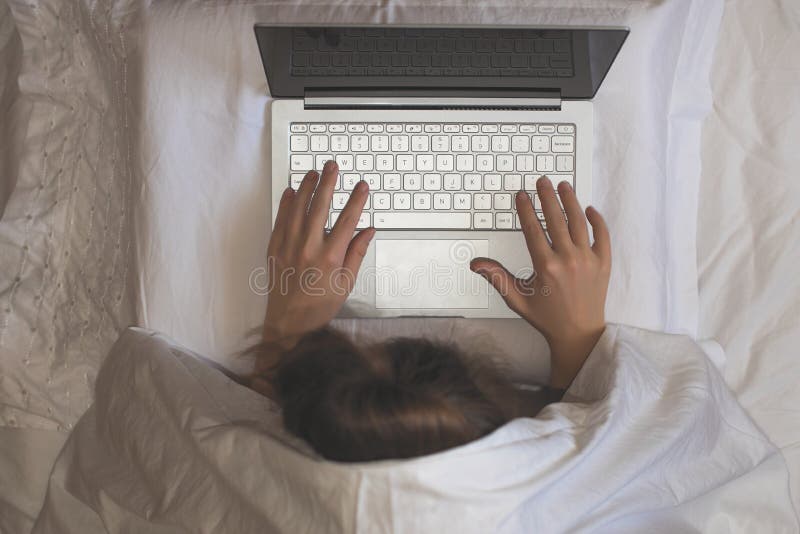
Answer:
291;28;574;78
288;122;576;230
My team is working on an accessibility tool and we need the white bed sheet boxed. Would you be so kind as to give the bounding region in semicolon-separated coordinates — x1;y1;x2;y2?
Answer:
1;0;799;530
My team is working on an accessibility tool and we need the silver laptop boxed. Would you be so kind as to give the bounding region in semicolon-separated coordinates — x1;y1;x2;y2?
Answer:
255;25;628;318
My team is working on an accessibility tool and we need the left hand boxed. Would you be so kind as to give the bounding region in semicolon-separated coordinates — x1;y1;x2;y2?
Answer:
262;160;374;346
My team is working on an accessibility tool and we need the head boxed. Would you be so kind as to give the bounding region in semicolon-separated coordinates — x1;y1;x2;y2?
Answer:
252;328;516;462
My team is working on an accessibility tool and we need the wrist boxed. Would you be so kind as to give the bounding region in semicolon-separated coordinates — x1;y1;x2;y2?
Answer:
547;325;605;390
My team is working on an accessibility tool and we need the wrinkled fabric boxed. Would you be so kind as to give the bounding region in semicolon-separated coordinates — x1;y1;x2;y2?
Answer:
33;325;798;533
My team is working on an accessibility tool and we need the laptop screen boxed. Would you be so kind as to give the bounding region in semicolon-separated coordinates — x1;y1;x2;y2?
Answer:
254;25;628;100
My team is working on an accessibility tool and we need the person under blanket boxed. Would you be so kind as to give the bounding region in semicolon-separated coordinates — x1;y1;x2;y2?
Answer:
245;160;611;463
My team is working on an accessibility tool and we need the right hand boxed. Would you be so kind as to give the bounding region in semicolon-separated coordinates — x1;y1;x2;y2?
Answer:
470;176;611;388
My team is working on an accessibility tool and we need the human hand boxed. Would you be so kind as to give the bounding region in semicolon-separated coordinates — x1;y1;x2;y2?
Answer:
263;161;374;347
470;176;611;389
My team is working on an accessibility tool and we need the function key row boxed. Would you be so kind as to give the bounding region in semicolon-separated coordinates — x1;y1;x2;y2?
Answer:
290;123;575;134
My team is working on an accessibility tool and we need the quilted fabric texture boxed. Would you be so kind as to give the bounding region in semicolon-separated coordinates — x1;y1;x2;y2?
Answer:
0;0;140;430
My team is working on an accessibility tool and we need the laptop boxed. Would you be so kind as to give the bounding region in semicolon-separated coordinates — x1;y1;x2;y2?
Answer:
254;25;628;318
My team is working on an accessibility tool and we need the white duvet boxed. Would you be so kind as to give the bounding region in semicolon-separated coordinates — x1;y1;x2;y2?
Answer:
33;324;797;533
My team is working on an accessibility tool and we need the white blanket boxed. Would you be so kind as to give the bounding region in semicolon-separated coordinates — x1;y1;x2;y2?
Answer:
33;325;798;533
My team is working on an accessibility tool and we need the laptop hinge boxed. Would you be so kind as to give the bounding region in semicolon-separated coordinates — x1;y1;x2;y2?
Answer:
303;88;562;111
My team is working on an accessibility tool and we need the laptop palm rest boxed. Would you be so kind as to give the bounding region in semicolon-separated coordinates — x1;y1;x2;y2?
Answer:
374;239;489;309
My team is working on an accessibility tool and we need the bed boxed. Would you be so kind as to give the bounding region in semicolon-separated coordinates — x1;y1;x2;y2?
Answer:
0;0;798;532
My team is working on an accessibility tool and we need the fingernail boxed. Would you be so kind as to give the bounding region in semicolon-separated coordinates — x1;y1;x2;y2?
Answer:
560;180;572;190
324;160;337;170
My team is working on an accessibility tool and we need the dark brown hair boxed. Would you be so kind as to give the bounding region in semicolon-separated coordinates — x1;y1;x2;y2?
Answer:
249;328;516;463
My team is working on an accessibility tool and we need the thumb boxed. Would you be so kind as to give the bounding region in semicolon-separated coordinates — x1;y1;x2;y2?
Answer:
470;257;524;311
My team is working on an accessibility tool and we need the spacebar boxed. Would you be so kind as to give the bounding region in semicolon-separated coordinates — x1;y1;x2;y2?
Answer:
372;212;472;229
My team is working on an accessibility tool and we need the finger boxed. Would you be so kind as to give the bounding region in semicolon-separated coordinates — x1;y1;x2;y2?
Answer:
340;227;376;291
268;187;295;255
328;180;369;252
469;257;526;314
515;190;553;264
586;206;611;263
536;176;572;252
557;180;589;247
286;170;320;249
306;161;339;237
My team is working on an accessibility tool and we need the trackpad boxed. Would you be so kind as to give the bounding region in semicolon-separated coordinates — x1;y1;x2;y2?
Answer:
375;239;489;309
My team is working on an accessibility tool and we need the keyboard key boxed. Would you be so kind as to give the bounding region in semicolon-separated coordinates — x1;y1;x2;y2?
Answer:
431;135;450;152
504;174;522;191
474;193;492;209
393;193;412;210
355;154;374;171
511;135;529;152
443;174;462;190
424;124;442;133
331;135;349;151
496;155;514;171
476;155;494;171
454;193;471;210
524;174;539;190
373;212;471;229
494;193;512;210
290;173;306;189
495;212;513;229
367;124;384;133
391;135;409;152
516;155;534;172
481;124;499;133
363;173;381;189
423;173;442;190
405;124;422;133
290;135;309;151
356;212;370;229
411;135;429;151
435;154;454;171
536;155;554;173
403;173;421;190
551;136;575;152
386;124;403;133
443;124;460;133
539;125;556;133
384;173;401;190
290;124;308;133
371;135;389;151
417;154;434;171
471;136;490;152
351;135;369;151
484;174;502;191
342;173;360;190
332;192;349;210
557;124;575;134
397;155;414;171
290;154;313;170
456;154;474;171
375;154;393;171
347;124;365;133
473;212;493;229
464;174;482;190
463;124;479;133
556;155;574;172
328;124;345;133
451;135;469;152
373;192;391;210
520;124;537;133
315;154;333;169
413;192;431;210
531;135;550;152
309;124;326;133
491;135;510;152
336;154;354;171
433;193;451;209
310;135;328;151
500;124;518;133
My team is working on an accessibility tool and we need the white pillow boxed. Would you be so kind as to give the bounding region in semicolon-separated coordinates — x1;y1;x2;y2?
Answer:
134;0;724;383
33;326;795;533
